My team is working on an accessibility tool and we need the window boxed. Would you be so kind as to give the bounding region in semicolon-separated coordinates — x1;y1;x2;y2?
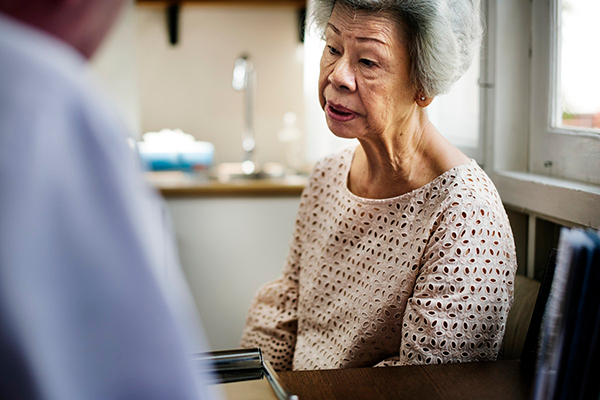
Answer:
553;0;600;133
529;0;600;185
484;0;599;231
484;0;599;274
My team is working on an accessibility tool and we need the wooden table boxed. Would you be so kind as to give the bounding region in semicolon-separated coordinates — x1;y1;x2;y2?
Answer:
278;360;533;400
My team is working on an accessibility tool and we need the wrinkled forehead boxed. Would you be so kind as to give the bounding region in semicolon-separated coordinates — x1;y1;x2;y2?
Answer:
326;2;404;44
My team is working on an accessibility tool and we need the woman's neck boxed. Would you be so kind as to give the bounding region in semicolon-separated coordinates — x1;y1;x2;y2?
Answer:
347;112;469;199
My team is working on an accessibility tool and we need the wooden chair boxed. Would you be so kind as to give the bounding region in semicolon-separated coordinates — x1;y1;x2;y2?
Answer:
501;250;557;370
502;274;541;360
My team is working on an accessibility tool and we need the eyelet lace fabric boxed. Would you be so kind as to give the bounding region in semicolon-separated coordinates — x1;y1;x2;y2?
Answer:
240;146;517;371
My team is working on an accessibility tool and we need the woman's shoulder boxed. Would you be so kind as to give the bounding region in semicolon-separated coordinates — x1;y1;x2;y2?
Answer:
403;160;492;201
434;161;512;231
448;160;503;204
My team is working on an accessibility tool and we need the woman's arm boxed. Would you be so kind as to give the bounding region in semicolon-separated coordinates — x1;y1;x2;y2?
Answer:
375;199;517;367
239;272;299;371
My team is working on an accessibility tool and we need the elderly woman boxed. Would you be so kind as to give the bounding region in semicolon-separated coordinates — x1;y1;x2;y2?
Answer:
241;0;517;371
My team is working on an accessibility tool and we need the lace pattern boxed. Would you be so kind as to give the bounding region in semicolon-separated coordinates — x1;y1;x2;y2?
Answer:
241;146;517;371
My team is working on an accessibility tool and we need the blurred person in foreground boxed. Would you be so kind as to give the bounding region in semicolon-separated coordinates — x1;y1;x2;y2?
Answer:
241;0;517;371
0;1;218;399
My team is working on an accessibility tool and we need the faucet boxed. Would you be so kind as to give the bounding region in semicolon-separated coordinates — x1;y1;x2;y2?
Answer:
232;55;257;175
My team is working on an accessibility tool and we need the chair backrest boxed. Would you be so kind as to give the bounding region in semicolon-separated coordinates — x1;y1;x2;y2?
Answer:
520;249;557;370
502;275;541;360
501;249;557;366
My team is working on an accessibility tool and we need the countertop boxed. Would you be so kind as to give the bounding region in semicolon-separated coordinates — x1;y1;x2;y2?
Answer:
146;171;308;197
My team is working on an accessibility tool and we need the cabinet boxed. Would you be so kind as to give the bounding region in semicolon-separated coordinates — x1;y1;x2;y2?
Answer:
165;195;301;350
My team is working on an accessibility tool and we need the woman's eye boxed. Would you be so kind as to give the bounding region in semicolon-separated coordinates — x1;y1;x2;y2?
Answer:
328;45;340;55
360;59;376;67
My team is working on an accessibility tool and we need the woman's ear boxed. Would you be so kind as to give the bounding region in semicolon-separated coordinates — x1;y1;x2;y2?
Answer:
416;94;434;108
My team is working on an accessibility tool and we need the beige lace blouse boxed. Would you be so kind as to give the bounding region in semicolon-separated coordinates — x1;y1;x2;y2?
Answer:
240;146;517;371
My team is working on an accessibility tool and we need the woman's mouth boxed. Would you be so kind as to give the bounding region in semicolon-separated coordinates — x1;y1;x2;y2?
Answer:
326;102;358;122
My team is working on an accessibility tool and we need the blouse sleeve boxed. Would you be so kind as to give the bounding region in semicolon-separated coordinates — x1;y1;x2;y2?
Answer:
239;268;299;371
376;196;517;367
239;169;317;371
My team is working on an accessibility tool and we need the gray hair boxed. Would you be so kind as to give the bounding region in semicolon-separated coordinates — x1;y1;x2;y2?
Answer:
310;0;483;97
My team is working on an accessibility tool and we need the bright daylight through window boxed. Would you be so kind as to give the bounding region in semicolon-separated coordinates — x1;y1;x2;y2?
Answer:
554;0;600;133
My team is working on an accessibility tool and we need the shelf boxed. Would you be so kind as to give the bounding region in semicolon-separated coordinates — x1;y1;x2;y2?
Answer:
136;0;306;7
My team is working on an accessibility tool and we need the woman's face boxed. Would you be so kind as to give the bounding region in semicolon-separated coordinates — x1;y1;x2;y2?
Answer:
319;4;417;140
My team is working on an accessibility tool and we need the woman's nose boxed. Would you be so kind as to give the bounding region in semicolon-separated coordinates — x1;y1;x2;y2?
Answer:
328;58;356;92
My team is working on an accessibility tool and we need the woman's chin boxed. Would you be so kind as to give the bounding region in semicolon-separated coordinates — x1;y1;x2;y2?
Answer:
326;118;363;140
328;127;358;140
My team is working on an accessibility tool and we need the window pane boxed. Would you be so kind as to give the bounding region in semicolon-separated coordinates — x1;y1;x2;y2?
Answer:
555;0;600;132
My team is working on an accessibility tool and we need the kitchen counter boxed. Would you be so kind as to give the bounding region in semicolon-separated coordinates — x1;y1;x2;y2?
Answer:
146;171;308;197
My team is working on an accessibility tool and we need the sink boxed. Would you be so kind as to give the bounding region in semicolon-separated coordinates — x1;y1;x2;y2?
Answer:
210;162;287;182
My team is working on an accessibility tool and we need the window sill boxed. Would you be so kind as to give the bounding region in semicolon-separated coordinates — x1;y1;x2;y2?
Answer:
489;170;600;228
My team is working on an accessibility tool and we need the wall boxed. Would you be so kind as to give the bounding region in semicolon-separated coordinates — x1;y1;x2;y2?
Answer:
91;3;141;138
136;4;306;166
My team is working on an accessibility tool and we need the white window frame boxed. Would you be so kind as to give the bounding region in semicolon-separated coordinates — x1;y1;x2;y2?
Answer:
529;0;600;184
481;0;600;229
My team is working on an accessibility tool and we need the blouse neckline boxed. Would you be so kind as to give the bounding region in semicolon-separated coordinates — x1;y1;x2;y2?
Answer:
338;145;477;204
